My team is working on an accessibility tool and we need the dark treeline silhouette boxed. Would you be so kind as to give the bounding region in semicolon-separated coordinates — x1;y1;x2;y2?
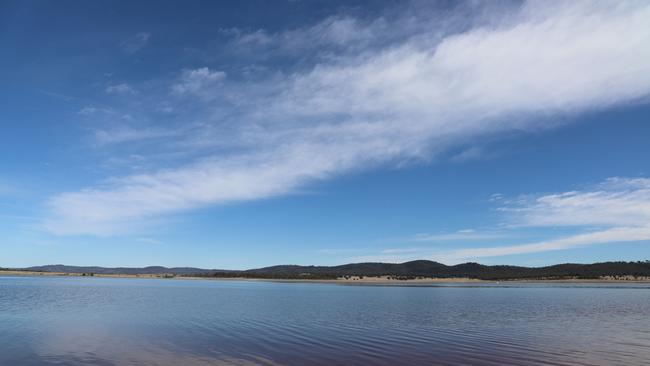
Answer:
202;260;650;280
8;260;650;280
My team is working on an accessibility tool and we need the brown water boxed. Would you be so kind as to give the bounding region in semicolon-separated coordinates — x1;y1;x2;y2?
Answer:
1;276;650;365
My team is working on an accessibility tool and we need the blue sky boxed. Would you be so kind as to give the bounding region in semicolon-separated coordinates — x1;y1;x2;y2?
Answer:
1;0;650;269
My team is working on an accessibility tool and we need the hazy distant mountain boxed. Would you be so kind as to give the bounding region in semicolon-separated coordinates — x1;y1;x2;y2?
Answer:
23;265;224;275
13;260;650;280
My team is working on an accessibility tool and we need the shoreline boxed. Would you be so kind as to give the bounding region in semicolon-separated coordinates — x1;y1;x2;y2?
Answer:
2;270;650;285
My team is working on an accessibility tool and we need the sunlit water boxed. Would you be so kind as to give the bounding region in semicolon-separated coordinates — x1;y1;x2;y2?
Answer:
1;276;650;365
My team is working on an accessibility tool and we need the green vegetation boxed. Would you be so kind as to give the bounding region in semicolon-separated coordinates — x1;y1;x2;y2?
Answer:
6;260;650;281
195;260;650;280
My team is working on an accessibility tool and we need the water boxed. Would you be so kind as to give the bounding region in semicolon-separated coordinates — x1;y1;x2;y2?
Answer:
1;276;650;365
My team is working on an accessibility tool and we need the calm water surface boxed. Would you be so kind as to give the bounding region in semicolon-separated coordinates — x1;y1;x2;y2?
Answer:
1;276;650;365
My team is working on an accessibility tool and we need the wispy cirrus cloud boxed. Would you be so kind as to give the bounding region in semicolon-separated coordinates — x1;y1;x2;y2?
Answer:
172;68;226;95
46;1;650;235
120;32;150;54
502;177;650;228
447;226;650;261
219;1;511;59
93;126;180;145
411;229;506;242
105;83;136;95
78;106;112;116
439;178;650;263
136;237;163;245
457;177;650;257
221;15;391;54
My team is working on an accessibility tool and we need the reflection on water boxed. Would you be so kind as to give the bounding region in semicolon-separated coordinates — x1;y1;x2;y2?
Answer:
1;276;650;365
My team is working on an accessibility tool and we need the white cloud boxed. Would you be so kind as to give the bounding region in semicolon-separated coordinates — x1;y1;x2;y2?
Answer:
136;237;163;245
228;29;274;46
447;226;650;260
78;106;98;115
120;32;150;54
412;230;505;242
436;177;650;262
172;67;226;95
222;15;389;53
47;1;650;235
449;147;485;162
380;248;425;255
347;253;425;264
345;178;650;264
78;106;112;115
503;177;650;227
105;83;136;95
270;2;650;124
93;126;179;145
44;142;364;235
434;226;650;264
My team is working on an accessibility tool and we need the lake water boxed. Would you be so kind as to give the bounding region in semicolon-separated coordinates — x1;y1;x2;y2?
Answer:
1;276;650;365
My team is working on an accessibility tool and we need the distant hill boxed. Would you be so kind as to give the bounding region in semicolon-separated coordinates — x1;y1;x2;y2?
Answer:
244;260;448;277
22;265;225;276
10;260;650;280
240;260;650;280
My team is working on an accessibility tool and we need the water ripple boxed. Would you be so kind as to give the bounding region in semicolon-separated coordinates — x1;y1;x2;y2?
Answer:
1;277;650;365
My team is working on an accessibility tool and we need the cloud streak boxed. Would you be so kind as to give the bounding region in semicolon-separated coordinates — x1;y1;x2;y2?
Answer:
342;177;650;264
503;178;650;228
172;68;226;95
411;230;505;242
439;177;650;262
448;226;650;260
47;1;650;235
120;32;150;54
105;83;136;95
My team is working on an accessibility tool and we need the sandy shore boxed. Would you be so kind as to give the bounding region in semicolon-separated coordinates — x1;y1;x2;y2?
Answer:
2;270;650;284
0;271;483;283
0;270;169;279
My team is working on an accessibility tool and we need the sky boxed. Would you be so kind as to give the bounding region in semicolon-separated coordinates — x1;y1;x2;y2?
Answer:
1;0;650;269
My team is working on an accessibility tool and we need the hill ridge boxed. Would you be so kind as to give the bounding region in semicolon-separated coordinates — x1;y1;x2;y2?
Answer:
10;260;650;280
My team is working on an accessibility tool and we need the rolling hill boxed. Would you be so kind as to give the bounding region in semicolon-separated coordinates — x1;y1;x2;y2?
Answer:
13;260;650;280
